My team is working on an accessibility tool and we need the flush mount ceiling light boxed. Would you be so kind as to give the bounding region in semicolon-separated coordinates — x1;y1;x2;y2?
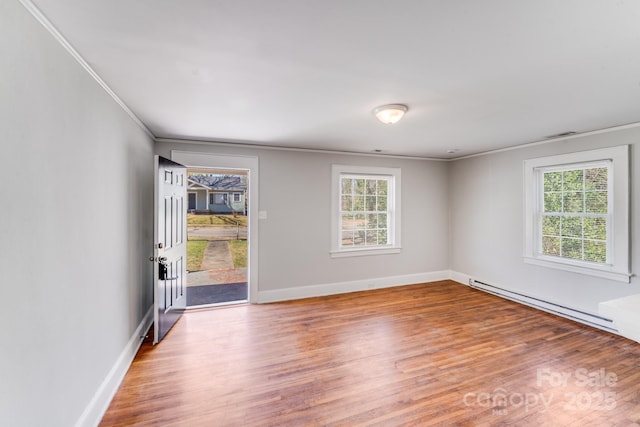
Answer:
373;104;408;125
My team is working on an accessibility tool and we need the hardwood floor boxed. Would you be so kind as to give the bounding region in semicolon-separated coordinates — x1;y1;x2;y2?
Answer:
100;281;640;426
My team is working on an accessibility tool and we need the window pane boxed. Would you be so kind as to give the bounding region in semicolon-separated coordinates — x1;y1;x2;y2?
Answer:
378;213;388;228
584;240;606;263
561;238;582;260
366;214;377;229
377;229;388;245
544;193;562;212
341;231;354;246
563;169;583;191
544;171;562;192
586;191;607;214
341;214;354;230
584;217;606;240
542;216;560;236
561;217;582;238
341;178;353;195
354;179;365;195
377;196;387;211
366;196;376;211
356;230;365;245
341;195;352;211
354;214;365;229
378;180;388;196
366;180;377;195
542;236;561;256
563;191;584;213
365;230;378;246
585;168;607;191
353;196;364;211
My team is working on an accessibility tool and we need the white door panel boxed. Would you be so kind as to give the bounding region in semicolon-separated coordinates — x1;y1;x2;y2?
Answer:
153;156;187;344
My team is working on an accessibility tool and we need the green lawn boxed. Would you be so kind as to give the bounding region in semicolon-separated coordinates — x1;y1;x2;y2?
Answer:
187;240;207;271
187;214;247;227
228;240;247;268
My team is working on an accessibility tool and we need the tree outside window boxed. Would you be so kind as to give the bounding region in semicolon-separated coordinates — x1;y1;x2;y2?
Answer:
541;165;608;263
340;176;390;248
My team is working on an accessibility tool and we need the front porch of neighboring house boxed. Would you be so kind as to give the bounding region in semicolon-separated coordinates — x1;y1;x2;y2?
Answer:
187;177;246;214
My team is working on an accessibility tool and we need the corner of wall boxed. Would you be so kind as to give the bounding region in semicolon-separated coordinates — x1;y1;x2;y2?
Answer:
449;270;472;286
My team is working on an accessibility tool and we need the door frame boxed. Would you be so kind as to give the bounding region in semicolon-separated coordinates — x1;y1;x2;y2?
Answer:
171;150;259;304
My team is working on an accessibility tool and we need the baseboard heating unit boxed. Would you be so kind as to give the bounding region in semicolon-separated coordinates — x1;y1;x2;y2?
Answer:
468;279;617;333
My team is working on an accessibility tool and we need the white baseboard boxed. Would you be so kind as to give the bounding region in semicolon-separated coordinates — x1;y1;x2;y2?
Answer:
257;270;450;303
450;270;618;333
75;306;154;427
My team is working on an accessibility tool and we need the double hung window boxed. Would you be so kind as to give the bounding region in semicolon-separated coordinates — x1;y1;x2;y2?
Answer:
331;165;401;257
539;162;610;263
523;146;629;282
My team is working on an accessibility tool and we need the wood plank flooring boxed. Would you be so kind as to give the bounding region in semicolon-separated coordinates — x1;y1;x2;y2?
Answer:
100;280;640;426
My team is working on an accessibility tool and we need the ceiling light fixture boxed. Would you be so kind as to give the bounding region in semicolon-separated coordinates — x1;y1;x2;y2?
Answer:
373;104;408;124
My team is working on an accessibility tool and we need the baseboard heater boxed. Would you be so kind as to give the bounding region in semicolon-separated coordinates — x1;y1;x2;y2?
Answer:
468;279;617;333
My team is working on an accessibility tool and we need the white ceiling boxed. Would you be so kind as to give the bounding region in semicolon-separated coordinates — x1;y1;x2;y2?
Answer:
29;0;640;159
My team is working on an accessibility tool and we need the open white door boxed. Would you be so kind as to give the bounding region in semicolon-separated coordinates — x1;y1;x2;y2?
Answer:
152;156;187;344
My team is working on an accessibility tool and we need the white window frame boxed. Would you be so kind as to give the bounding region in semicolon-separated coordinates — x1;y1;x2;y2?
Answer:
523;145;630;282
331;164;401;258
211;193;228;204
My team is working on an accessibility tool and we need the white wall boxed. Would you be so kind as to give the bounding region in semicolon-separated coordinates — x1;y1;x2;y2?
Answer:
0;2;154;426
449;127;640;314
156;141;450;299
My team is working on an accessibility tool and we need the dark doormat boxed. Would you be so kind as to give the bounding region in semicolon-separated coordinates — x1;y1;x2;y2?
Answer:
187;282;248;306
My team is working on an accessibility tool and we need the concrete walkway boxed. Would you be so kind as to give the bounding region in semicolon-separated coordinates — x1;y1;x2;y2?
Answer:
187;240;247;286
201;241;234;270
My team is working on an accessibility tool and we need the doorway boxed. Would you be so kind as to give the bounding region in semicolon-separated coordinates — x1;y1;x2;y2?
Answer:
171;151;259;304
186;167;249;307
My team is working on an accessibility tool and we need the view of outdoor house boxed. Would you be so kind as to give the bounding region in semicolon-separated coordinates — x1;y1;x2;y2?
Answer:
187;173;247;215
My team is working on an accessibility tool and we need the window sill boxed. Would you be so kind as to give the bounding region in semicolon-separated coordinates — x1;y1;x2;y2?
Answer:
331;247;401;258
524;256;631;283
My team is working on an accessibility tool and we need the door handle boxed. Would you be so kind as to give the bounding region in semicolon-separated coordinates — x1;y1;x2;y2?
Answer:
158;260;179;281
158;261;168;280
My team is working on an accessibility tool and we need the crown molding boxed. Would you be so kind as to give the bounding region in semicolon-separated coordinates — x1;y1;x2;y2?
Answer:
156;137;447;161
451;120;640;161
